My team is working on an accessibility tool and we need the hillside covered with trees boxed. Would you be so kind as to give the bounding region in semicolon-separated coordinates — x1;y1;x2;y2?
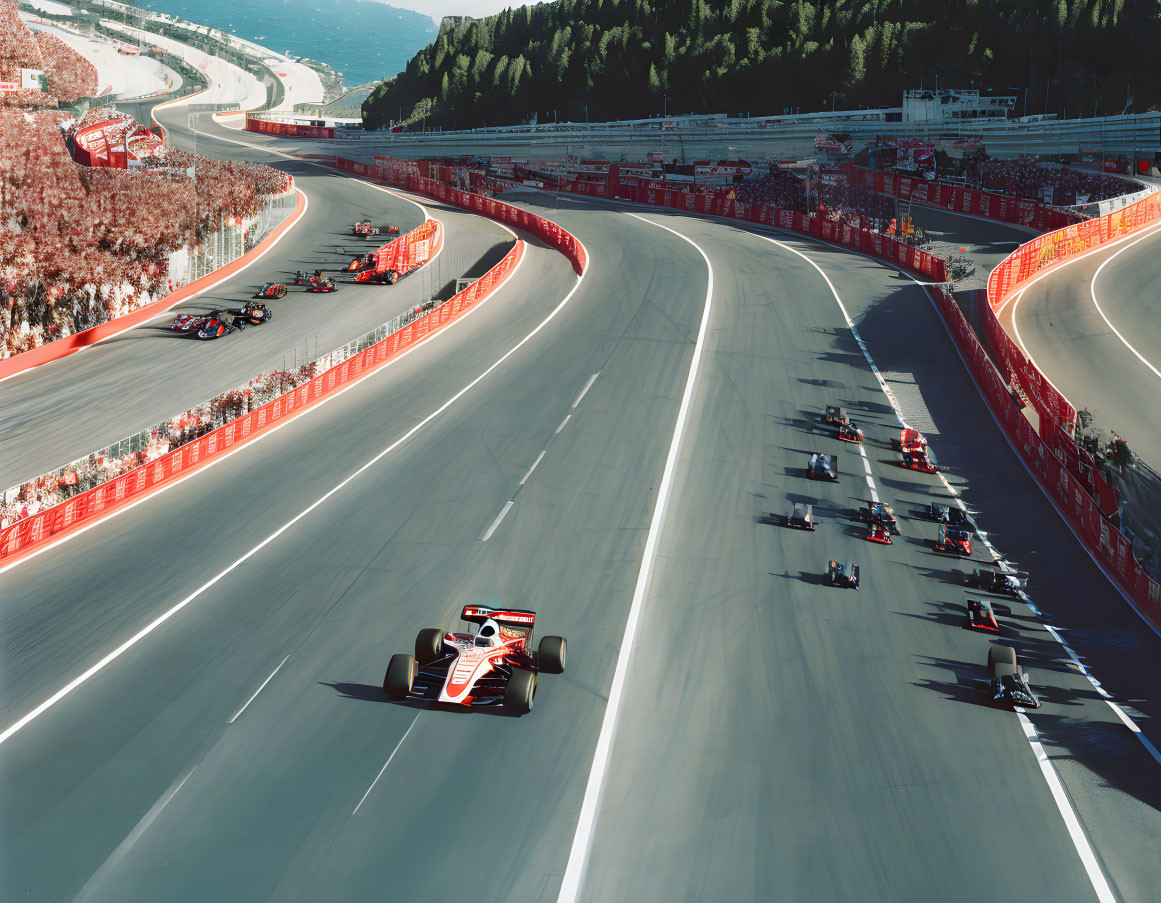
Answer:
363;0;1161;130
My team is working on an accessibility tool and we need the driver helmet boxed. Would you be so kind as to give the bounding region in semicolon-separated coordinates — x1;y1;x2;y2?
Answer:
474;618;500;646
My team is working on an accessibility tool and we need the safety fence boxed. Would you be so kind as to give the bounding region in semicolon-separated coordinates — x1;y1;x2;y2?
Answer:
850;166;1082;232
0;240;526;564
246;116;335;140
919;190;1161;627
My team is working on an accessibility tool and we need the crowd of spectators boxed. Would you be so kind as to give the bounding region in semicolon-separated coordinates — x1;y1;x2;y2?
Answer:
731;172;896;231
1;0;56;108
973;160;1142;205
1;108;291;359
1;365;317;529
35;32;98;103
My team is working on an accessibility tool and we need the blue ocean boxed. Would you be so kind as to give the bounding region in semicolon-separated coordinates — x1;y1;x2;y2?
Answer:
140;0;437;89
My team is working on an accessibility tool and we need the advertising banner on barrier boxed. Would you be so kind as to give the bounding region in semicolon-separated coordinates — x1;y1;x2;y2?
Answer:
245;117;335;140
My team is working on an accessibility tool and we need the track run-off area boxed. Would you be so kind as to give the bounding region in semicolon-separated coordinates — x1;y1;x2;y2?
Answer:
3;114;1161;903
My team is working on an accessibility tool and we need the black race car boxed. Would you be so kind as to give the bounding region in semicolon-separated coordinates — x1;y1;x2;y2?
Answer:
255;282;287;300
929;502;968;525
965;567;1024;596
858;501;899;534
934;523;973;556
306;274;338;293
807;452;838;482
231;301;272;325
196;311;241;339
827;559;860;589
966;598;1001;633
823;405;863;443
347;253;376;273
293;269;325;286
987;645;1040;709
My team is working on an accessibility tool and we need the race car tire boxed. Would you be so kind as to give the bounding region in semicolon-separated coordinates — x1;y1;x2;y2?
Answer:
988;644;1018;678
414;628;445;665
384;653;416;700
537;636;566;674
504;668;536;715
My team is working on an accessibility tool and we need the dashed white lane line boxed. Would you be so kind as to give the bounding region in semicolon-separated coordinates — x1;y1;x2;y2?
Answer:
572;372;600;408
227;656;289;723
519;450;547;486
352;714;419;816
481;501;514;542
0;234;587;746
755;231;1119;903
557;212;713;903
555;414;571;434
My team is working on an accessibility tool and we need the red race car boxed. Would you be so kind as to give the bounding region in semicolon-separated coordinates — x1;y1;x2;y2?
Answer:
354;268;399;285
307;275;338;293
170;312;209;333
383;605;566;715
966;598;1001;632
255;282;287;299
899;427;938;473
347;253;376;273
934;523;973;556
353;220;380;237
824;405;863;443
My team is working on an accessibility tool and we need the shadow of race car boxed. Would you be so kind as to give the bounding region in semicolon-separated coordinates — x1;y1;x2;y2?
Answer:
255;282;287;299
383;605;565;716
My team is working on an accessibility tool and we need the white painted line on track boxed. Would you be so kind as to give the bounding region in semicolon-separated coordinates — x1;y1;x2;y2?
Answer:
757;231;1122;903
1008;287;1078;420
557;211;713;903
555;414;571;434
519;450;547;486
352;714;419;815
0;232;588;745
227;656;289;723
572;372;600;408
1090;226;1161;381
481;501;514;542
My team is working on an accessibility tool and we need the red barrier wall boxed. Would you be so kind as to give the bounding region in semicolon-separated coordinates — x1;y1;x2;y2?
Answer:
0;240;527;565
850;166;1081;231
245;116;335;139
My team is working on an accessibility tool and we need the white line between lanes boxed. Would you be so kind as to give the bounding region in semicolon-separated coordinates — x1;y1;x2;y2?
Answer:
755;231;1119;903
352;714;419;815
481;501;514;542
520;450;547;486
572;372;600;408
227;656;289;723
555;414;571;434
557;211;713;903
0;235;588;746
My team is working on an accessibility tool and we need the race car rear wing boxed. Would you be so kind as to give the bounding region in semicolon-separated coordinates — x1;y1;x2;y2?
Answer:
461;605;537;628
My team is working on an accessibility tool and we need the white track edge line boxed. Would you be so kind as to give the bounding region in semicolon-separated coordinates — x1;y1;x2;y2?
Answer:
556;211;713;903
352;714;419;815
1090;227;1161;380
227;655;289;723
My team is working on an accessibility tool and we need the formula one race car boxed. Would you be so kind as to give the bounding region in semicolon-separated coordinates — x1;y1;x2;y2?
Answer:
965;567;1025;596
865;518;893;545
231;301;272;325
807;452;838;482
823;405;863;443
827;559;860;589
347;253;376;273
196;311;242;339
934;523;973;556
966;598;1001;633
353;219;380;237
170;312;210;333
385;223;400;235
987;645;1040;709
292;269;326;286
786;502;815;531
306;274;338;293
858;501;899;534
899;428;938;473
929;501;968;525
383;605;566;715
354;268;400;285
255;281;287;300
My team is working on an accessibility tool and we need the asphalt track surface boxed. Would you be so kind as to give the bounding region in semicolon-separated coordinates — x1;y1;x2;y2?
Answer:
0;110;514;490
1008;223;1161;467
4;173;1161;901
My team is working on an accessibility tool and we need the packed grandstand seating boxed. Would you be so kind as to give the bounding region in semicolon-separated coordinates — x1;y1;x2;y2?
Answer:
933;153;1143;205
35;32;99;103
0;0;56;108
1;109;291;359
731;172;896;230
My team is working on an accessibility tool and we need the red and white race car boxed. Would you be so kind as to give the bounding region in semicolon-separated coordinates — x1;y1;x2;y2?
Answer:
899;428;938;473
170;312;209;333
383;605;566;715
